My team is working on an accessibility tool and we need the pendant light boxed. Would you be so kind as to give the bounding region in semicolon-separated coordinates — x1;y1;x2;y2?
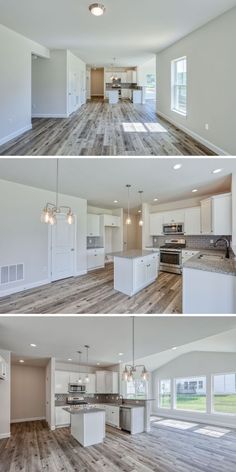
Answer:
138;190;144;227
84;345;90;383
122;317;149;382
125;184;132;225
89;3;105;16
77;351;83;383
41;159;74;226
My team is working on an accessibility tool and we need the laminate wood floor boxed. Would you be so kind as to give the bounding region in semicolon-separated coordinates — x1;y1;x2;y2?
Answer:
0;265;182;314
1;420;235;472
0;100;216;156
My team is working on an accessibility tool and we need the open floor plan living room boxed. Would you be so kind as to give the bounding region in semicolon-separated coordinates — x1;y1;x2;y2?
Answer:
0;1;236;156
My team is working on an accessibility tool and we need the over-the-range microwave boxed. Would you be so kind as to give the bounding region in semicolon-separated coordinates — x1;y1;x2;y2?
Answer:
68;383;86;393
162;223;184;235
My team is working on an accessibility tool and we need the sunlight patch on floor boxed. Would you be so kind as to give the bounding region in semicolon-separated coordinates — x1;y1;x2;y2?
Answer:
194;426;231;438
145;122;168;133
122;122;147;132
157;419;198;430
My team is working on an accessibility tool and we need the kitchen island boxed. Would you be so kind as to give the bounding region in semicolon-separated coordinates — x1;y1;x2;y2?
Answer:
112;250;159;296
63;407;105;447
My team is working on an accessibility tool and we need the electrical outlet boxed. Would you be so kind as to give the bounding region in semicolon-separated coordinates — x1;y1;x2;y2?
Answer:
210;239;214;244
205;123;209;131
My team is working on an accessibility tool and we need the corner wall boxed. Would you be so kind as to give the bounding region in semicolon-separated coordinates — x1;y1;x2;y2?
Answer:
11;364;46;422
0;349;11;439
156;7;236;155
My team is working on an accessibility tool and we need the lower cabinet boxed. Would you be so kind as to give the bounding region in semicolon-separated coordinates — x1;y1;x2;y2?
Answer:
134;254;158;292
55;406;70;427
95;404;120;428
120;407;144;434
87;248;105;270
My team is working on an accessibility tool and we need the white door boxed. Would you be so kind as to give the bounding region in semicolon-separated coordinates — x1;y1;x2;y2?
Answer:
51;214;76;282
80;71;86;105
68;72;79;115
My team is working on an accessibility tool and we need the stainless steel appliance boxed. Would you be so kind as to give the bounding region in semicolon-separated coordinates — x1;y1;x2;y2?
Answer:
66;396;88;405
120;407;131;432
68;383;86;394
162;223;184;235
160;239;186;274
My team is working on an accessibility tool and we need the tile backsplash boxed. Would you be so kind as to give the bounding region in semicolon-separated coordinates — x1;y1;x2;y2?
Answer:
152;235;232;250
87;236;103;248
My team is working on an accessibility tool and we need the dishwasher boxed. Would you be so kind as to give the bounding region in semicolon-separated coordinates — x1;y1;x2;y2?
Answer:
120;407;131;432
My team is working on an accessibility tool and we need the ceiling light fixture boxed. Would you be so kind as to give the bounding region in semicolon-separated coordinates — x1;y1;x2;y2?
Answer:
125;184;132;225
119;353;124;356
41;159;74;226
138;190;144;227
30;343;37;348
173;164;182;170
84;345;90;383
97;362;100;366
114;200;118;204
122;317;149;382
212;168;222;174
19;360;24;363
192;189;198;193
153;198;158;202
89;3;105;16
172;347;177;351
77;351;83;383
110;57;118;81
68;358;72;361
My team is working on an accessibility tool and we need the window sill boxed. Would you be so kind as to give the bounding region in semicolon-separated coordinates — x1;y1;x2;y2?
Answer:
171;108;187;118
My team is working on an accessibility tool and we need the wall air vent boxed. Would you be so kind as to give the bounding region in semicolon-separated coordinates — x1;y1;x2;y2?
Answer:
0;264;24;285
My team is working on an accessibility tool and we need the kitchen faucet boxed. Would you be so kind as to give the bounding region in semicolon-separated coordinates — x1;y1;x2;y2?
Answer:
214;237;230;259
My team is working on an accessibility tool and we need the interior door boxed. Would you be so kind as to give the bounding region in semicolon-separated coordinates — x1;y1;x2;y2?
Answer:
68;72;79;115
51;214;76;281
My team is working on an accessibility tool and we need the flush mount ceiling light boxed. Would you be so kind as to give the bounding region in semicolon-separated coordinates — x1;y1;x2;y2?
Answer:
68;358;72;361
138;190;144;227
30;343;37;348
113;200;118;204
125;184;132;225
153;198;158;202
212;168;222;174
84;345;90;383
19;359;24;363
192;189;198;193
173;164;182;170
122;317;149;382
89;3;105;16
41;159;74;226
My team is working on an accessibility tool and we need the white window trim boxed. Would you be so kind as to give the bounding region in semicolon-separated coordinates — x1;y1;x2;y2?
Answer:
159;379;171;409
171;56;187;117
211;372;236;417
174;375;207;413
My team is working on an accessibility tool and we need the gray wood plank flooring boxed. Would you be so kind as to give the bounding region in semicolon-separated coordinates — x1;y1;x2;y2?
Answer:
0;265;182;314
0;420;235;472
0;100;216;156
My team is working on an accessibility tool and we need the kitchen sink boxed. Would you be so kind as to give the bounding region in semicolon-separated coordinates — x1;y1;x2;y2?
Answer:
198;254;225;261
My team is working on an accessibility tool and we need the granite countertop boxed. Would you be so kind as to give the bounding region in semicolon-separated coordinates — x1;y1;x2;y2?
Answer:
183;249;236;276
106;86;142;91
63;407;105;415
111;250;153;259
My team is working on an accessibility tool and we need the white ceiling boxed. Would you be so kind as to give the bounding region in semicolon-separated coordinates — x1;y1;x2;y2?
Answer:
1;0;236;66
0;317;236;370
0;158;234;210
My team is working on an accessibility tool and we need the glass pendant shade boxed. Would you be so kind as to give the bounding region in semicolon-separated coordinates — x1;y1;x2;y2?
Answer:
126;217;131;225
122;317;149;383
67;210;74;225
139;219;143;227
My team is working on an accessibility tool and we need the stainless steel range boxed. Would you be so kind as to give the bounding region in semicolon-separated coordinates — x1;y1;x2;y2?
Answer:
66;396;88;405
160;239;186;274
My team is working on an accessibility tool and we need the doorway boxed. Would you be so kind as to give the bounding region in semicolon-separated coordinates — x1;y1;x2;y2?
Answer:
49;214;76;282
90;68;104;99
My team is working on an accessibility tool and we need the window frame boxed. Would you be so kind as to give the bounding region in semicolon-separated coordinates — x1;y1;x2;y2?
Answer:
211;372;236;417
174;375;207;413
159;379;172;409
171;56;187;117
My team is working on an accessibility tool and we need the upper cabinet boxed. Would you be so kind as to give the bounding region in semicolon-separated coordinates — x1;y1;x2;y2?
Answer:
96;371;119;394
86;374;96;394
184;207;201;235
150;213;163;236
201;193;232;235
55;371;70;393
87;213;100;237
162;209;185;224
102;214;121;227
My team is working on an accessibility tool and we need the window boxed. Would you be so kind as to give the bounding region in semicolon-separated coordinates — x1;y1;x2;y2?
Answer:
171;57;187;115
213;373;236;415
160;380;171;409
126;380;148;399
175;377;206;412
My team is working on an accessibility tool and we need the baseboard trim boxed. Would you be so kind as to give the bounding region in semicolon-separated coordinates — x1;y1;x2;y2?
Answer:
0;432;11;439
11;417;46;424
0;279;50;298
32;114;69;118
0;125;32;146
157;111;229;156
75;270;87;277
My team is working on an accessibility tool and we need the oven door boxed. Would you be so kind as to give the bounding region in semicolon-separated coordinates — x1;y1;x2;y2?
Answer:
160;250;182;273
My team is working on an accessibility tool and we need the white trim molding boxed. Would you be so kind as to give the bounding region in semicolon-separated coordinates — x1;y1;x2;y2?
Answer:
0;125;32;146
157;111;229;156
75;270;87;277
31;114;69;118
0;279;50;298
0;432;11;439
11;417;46;424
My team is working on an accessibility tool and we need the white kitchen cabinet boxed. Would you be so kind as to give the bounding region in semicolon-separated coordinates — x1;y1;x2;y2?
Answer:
114;253;158;296
87;248;105;270
102;214;121;227
200;198;212;234
86;374;96;394
105;405;120;428
96;371;119;394
55;371;70;394
87;214;100;237
55;406;70;427
184;207;201;235
134;253;158;293
149;213;163;236
120;407;145;434
182;250;199;264
132;71;137;83
163;209;185;224
69;372;83;383
201;193;232;235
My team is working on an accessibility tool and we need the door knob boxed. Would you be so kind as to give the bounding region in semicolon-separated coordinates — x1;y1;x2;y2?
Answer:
71;248;75;251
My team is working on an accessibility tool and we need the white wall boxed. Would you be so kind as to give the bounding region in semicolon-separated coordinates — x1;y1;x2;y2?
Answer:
11;364;46;422
137;57;156;87
156;7;236;155
67;51;86;112
0;24;49;145
0;179;87;296
0;349;11;438
231;173;236;252
46;358;55;430
152;351;236;428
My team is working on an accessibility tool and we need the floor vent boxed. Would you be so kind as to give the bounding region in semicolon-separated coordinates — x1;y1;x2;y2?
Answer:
0;264;24;285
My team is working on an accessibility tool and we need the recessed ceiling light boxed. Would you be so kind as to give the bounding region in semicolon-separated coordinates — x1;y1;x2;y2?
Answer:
89;3;105;16
68;358;72;361
138;209;142;213
19;359;24;363
30;343;37;347
113;200;118;203
212;168;222;174
118;353;124;356
172;347;177;351
173;164;182;170
153;198;158;202
192;189;198;193
97;362;100;365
